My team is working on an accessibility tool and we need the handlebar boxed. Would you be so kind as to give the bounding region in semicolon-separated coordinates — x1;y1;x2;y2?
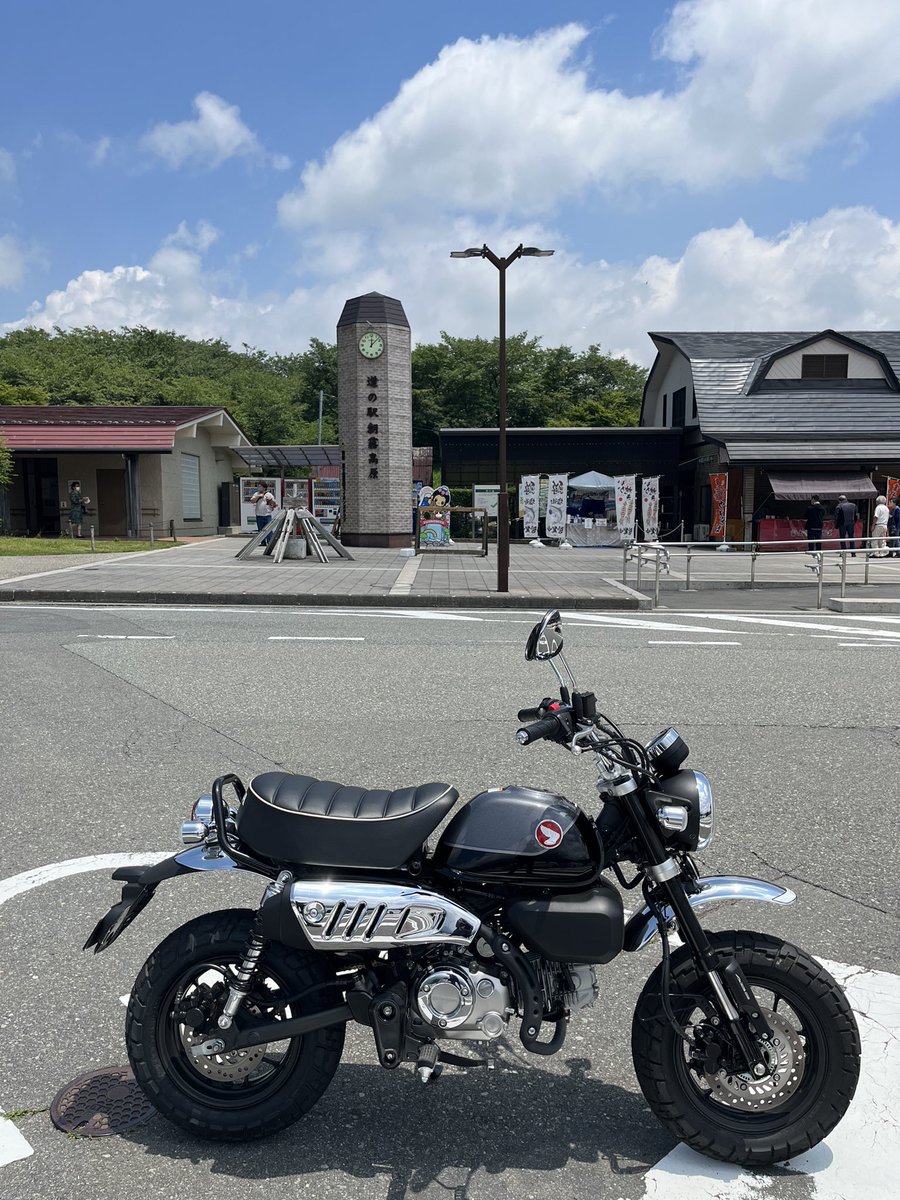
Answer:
517;707;543;722
516;711;571;746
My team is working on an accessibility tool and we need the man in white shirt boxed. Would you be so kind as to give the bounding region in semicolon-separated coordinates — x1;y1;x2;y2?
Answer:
250;484;276;533
870;493;889;557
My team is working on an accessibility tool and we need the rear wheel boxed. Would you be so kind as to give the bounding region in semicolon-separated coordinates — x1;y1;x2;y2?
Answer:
126;909;344;1141
631;930;860;1165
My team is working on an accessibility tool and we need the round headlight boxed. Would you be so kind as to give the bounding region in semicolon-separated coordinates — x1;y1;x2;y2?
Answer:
694;771;714;851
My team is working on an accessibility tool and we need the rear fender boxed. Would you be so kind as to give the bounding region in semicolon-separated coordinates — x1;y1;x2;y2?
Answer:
83;846;248;954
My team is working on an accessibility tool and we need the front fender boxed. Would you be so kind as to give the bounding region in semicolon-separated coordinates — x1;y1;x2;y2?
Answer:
83;846;244;954
623;874;796;952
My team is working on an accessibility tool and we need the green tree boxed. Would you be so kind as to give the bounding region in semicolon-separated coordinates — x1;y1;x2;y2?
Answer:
0;434;12;486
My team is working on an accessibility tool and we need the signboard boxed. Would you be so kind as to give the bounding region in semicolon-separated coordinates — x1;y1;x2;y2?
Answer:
473;484;500;517
614;475;636;541
641;476;660;541
521;475;540;539
545;474;568;539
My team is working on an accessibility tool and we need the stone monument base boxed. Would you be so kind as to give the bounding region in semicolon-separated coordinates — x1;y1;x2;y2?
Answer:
342;532;411;548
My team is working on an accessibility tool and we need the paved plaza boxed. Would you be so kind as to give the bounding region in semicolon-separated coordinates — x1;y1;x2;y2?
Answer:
3;534;900;610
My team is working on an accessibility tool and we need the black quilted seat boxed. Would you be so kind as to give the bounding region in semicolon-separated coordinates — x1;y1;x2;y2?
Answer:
236;771;459;869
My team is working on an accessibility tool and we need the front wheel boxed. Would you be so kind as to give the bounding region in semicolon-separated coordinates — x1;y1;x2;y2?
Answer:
126;909;345;1141
632;930;860;1165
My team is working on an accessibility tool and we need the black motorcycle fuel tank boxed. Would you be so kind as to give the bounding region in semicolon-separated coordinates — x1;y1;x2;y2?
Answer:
433;786;601;886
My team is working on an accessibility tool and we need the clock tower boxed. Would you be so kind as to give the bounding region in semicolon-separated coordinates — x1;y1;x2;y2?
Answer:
336;291;412;547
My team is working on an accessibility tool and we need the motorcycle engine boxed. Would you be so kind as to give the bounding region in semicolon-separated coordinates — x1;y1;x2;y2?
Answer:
532;957;599;1017
414;957;513;1040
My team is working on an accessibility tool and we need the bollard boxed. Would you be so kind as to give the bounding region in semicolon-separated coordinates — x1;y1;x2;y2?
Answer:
636;547;643;590
864;546;870;585
90;525;96;551
841;550;847;598
816;554;824;610
622;544;628;585
685;546;692;591
169;518;176;543
750;545;758;589
654;548;661;607
149;523;155;545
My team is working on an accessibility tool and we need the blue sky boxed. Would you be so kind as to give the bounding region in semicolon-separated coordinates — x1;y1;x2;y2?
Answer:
3;0;900;363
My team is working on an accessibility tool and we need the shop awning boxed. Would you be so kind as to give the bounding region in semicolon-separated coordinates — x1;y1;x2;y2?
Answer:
232;445;342;469
766;471;877;500
568;470;616;491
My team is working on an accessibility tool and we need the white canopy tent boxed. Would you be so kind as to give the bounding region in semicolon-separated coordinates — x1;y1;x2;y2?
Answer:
567;470;616;492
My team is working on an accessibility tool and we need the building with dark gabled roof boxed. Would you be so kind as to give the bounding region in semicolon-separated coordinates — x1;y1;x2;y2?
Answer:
0;405;251;537
641;330;900;542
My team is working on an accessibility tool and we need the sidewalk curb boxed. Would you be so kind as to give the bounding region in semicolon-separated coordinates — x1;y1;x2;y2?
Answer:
0;588;645;610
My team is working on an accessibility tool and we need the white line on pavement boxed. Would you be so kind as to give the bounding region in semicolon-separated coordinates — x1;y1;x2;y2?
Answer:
647;640;742;646
76;635;175;640
0;548;179;586
0;852;169;908
267;636;365;641
389;554;423;596
642;960;900;1200
0;1108;33;1167
682;613;900;640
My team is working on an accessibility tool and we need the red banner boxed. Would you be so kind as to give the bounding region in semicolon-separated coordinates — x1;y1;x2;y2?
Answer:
709;472;728;538
886;478;900;505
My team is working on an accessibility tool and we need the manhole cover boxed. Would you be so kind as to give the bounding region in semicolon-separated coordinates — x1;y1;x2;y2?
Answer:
50;1066;155;1136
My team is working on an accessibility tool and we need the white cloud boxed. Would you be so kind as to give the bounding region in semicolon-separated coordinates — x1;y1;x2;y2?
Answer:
165;219;221;252
279;2;900;231
0;148;15;187
0;235;26;289
141;91;289;171
5;208;900;365
92;135;111;164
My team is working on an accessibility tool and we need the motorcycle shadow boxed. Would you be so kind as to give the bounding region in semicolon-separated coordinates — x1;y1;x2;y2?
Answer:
122;1052;670;1195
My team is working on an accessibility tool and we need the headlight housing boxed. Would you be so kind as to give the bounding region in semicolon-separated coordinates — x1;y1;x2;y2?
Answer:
649;769;714;853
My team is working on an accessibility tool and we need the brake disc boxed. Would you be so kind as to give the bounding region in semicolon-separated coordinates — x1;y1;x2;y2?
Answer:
704;1010;805;1111
180;1028;267;1082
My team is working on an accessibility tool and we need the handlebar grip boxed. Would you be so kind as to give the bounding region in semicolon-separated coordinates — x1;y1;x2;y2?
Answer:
517;707;543;722
516;714;564;746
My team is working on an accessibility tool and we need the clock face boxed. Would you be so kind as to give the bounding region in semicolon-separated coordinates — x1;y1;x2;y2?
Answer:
359;331;384;359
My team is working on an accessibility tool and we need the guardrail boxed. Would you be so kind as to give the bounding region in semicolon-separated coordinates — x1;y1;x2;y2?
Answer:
622;536;899;609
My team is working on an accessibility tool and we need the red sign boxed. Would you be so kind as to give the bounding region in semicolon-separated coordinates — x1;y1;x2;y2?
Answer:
535;819;564;849
709;472;728;538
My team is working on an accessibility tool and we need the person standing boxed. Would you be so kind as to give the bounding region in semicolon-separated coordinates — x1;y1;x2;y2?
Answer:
833;494;858;557
68;482;87;538
889;498;900;557
805;494;825;552
249;483;276;534
870;493;889;557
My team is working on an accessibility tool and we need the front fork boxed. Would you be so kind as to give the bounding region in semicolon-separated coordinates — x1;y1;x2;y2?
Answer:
655;872;774;1073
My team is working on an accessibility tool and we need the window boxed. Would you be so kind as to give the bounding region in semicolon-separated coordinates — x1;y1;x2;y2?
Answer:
801;354;848;379
672;387;686;426
180;453;201;520
692;389;698;418
662;393;668;426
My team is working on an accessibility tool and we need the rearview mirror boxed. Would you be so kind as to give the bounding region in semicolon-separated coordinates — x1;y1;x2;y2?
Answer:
526;609;563;661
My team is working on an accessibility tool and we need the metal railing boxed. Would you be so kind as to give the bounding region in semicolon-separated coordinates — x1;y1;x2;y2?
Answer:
621;535;899;609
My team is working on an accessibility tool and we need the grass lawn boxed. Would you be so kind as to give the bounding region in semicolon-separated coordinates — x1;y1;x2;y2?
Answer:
0;536;178;556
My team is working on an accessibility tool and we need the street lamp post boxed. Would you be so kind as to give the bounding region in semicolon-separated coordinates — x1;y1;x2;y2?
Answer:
450;244;554;592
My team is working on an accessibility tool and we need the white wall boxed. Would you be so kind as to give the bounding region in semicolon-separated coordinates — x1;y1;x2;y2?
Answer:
765;336;887;380
645;348;695;426
159;426;237;536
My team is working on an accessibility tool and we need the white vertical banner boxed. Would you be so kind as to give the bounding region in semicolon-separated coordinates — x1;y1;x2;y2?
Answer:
521;475;540;539
545;473;568;539
615;475;637;542
641;476;660;541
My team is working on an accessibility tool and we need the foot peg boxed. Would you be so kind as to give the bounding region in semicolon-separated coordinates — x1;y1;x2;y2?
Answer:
415;1044;442;1084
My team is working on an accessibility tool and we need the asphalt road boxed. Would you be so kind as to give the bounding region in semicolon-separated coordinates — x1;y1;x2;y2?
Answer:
1;602;898;1200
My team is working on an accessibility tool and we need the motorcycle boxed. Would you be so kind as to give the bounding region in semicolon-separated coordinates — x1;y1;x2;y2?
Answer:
86;609;860;1164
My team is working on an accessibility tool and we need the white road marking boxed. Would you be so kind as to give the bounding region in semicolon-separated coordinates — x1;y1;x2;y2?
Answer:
642;960;900;1200
837;642;895;648
76;635;175;640
0;851;168;1169
0;1108;33;1166
558;613;765;636
389;554;423;596
647;641;742;646
267;636;365;641
0;547;178;586
0;852;169;908
684;613;900;640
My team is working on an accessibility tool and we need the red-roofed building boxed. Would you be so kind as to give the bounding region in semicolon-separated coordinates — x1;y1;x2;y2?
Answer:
0;405;251;537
